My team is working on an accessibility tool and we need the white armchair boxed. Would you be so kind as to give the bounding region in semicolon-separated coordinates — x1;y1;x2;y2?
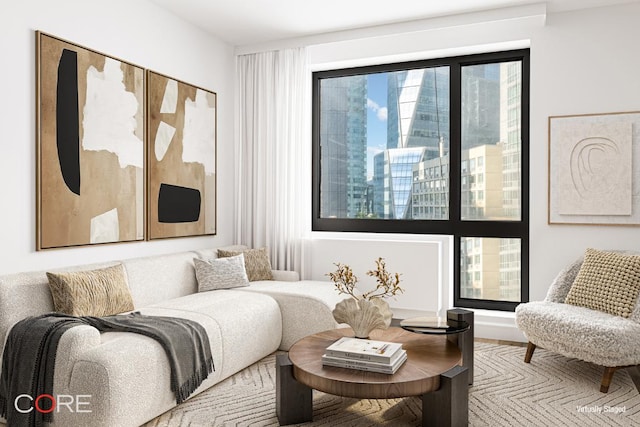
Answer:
515;251;640;393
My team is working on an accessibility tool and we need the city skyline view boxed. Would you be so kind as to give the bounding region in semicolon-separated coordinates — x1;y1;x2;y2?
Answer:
317;59;524;302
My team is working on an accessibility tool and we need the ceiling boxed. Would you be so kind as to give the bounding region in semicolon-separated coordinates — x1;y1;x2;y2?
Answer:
149;0;637;46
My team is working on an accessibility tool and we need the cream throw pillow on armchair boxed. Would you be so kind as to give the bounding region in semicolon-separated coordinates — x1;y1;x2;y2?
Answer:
565;248;640;318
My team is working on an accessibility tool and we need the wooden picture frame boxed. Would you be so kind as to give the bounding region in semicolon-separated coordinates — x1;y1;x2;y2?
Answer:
36;32;145;249
146;70;217;239
548;111;640;225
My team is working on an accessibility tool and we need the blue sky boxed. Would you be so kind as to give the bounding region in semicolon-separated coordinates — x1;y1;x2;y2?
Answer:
366;73;388;180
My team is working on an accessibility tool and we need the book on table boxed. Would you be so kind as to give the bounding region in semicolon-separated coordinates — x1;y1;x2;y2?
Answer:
322;336;407;374
322;348;407;374
324;336;403;363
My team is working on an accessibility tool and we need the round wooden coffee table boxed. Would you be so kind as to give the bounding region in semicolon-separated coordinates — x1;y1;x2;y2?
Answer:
276;327;468;426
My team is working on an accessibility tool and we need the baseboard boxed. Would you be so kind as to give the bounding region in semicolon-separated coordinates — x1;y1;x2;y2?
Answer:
476;337;527;347
473;309;527;343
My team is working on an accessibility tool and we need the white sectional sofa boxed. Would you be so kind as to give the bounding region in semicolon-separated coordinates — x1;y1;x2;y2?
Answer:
0;247;347;426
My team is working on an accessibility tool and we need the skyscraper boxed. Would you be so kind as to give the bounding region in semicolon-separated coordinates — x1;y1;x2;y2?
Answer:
373;67;450;219
319;75;367;218
498;61;524;301
373;147;426;219
387;68;450;155
461;64;500;150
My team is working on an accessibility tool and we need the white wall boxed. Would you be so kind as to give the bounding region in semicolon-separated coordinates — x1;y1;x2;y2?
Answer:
245;2;640;341
308;233;449;318
0;0;235;275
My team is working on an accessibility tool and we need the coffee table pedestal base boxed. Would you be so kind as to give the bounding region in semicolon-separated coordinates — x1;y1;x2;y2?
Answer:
276;354;468;427
422;365;468;427
276;354;312;425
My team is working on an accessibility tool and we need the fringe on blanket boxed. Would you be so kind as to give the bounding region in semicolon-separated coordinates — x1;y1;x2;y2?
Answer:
176;357;216;404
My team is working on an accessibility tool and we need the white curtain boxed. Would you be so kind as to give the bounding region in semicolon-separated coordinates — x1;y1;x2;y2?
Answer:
235;48;310;273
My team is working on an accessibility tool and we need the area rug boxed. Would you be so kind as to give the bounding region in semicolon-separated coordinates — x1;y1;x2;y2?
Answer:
144;342;640;427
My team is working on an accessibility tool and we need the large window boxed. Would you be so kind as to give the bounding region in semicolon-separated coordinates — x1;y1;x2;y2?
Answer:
312;50;530;311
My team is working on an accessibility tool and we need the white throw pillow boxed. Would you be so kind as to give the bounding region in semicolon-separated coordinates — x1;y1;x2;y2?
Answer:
194;254;250;292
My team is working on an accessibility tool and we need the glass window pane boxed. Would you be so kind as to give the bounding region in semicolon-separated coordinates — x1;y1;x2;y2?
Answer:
319;67;450;220
460;61;522;221
460;237;521;302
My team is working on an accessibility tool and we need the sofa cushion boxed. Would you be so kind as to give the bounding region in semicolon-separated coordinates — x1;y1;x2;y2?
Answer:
146;290;281;379
122;252;199;307
217;247;273;281
565;248;640;318
46;264;134;316
194;255;249;291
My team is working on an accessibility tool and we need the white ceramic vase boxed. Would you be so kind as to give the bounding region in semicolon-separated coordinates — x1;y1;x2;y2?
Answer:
332;298;392;338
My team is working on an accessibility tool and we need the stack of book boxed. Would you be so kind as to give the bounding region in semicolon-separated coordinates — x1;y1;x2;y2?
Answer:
322;336;407;374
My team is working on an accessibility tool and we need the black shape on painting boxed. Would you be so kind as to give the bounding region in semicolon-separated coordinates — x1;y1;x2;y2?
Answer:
158;183;201;223
56;48;81;195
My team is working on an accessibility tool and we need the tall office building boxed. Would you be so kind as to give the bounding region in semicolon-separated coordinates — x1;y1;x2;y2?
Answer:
500;61;522;221
498;61;524;301
461;64;500;150
319;75;368;218
373;68;449;219
387;68;450;154
373;147;426;219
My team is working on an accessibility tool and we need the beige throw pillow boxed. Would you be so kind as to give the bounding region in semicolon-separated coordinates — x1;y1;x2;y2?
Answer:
565;248;640;318
194;255;250;292
217;247;273;281
46;264;135;317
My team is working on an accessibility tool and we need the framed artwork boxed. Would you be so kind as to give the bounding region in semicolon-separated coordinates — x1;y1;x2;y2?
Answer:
36;32;145;250
146;71;217;239
548;111;640;225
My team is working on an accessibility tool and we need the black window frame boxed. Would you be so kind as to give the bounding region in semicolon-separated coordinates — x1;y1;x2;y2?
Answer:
312;49;530;312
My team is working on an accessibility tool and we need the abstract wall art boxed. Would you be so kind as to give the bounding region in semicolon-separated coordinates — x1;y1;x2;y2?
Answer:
36;32;144;249
548;111;640;225
146;71;217;239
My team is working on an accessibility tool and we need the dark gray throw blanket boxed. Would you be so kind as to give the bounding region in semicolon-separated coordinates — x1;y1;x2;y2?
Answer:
0;312;215;427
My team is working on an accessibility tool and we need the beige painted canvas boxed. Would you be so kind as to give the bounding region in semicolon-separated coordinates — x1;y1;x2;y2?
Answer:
37;32;144;249
146;71;216;239
549;112;640;225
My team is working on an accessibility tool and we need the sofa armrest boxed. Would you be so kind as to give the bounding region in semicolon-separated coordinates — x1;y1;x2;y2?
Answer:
271;270;300;282
54;325;102;386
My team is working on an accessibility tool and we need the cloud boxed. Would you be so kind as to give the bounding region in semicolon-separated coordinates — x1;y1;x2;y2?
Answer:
367;98;387;122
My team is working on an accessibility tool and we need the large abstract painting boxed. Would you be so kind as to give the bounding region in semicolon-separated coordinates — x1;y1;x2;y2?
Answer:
147;71;216;239
548;111;640;225
37;32;144;249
